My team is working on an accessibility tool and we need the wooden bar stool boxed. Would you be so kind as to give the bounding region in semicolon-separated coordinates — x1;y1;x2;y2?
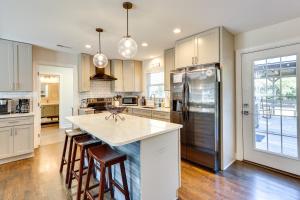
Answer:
68;134;102;200
59;128;87;184
84;144;130;200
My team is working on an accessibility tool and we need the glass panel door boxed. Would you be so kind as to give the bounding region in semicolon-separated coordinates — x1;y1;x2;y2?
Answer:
242;44;300;175
253;55;298;158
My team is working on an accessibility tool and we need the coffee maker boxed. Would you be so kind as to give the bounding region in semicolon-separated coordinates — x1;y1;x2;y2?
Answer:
16;99;30;113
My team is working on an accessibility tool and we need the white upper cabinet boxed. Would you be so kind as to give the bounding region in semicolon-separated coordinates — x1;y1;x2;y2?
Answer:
164;48;175;91
175;27;220;68
175;36;196;69
111;60;142;92
123;60;135;92
78;53;92;92
111;60;124;92
0;39;32;92
14;43;33;91
0;40;14;91
196;28;220;65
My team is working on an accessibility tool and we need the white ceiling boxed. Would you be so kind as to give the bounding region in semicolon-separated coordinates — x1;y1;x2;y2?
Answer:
1;0;300;60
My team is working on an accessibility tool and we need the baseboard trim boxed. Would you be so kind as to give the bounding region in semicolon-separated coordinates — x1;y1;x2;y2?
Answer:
222;159;236;170
243;160;300;179
0;153;34;165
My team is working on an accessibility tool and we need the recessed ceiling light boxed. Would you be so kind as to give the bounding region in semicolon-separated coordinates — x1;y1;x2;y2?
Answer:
85;44;92;49
149;56;154;59
141;42;148;47
173;28;181;34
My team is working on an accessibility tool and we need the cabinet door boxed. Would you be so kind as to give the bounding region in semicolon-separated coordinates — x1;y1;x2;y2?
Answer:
164;48;175;91
175;36;196;69
111;60;123;92
14;43;33;91
0;127;13;159
78;53;91;92
0;39;14;91
122;60;135;92
196;28;220;65
134;61;142;92
13;125;34;155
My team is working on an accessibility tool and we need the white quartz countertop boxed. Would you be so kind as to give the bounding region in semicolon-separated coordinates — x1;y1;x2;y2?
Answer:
66;113;182;146
0;112;34;119
128;106;171;113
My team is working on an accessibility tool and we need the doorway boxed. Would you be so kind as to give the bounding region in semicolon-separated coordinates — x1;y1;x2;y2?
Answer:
38;65;74;146
242;44;300;175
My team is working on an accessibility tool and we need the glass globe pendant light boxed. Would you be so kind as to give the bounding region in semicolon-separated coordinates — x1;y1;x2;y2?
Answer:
118;2;138;59
93;28;108;68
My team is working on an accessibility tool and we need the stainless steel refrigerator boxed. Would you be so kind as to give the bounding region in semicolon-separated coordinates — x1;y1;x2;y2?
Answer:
170;63;221;172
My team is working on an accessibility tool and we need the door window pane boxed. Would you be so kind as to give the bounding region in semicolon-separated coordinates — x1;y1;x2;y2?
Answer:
283;136;298;157
253;55;298;158
255;132;267;151
268;134;281;154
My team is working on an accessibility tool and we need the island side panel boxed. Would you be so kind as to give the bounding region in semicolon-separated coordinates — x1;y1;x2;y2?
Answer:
140;130;180;200
112;141;141;200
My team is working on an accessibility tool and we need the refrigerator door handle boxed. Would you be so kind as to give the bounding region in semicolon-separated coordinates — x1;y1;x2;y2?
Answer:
185;82;190;121
182;81;186;121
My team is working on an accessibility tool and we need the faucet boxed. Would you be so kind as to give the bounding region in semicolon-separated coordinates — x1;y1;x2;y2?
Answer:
150;94;156;107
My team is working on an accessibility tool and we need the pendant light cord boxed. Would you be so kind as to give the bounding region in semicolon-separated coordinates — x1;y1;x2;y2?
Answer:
126;8;129;37
99;31;102;54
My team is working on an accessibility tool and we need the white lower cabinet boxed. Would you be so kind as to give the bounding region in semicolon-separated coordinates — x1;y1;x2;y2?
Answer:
0;116;34;162
0;127;14;159
13;125;33;155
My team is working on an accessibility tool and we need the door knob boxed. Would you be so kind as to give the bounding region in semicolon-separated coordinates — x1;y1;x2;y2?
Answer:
242;110;249;115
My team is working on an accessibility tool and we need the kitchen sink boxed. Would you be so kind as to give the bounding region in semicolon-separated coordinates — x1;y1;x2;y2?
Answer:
142;106;156;109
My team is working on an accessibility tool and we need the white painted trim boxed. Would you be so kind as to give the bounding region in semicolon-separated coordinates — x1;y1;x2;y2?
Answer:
222;159;236;170
0;153;34;165
235;37;300;161
33;62;77;148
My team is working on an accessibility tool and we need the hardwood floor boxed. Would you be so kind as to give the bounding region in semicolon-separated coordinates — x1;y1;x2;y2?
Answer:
179;160;300;200
0;142;300;200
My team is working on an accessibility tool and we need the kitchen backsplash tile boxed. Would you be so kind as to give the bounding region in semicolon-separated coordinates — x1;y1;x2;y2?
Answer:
79;81;115;100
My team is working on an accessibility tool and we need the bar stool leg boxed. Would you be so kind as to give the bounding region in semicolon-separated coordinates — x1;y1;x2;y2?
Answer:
59;135;68;173
120;162;130;200
65;136;74;184
76;147;85;200
83;157;94;200
98;165;106;200
108;166;114;199
68;143;77;189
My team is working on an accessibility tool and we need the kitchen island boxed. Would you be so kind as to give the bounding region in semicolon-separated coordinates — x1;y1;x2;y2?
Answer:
66;113;182;200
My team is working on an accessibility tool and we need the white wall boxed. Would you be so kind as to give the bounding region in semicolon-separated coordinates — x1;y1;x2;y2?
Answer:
142;56;164;97
235;17;300;51
32;46;79;148
234;17;300;160
39;66;74;128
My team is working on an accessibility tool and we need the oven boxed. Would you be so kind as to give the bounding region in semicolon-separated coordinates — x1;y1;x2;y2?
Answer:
85;98;112;113
122;96;138;106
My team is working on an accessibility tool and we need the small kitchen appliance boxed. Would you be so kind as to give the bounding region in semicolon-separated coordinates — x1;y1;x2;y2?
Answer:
122;96;138;106
0;98;12;114
16;99;30;113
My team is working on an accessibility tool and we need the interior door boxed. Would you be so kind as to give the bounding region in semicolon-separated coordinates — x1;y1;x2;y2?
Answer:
242;44;300;175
